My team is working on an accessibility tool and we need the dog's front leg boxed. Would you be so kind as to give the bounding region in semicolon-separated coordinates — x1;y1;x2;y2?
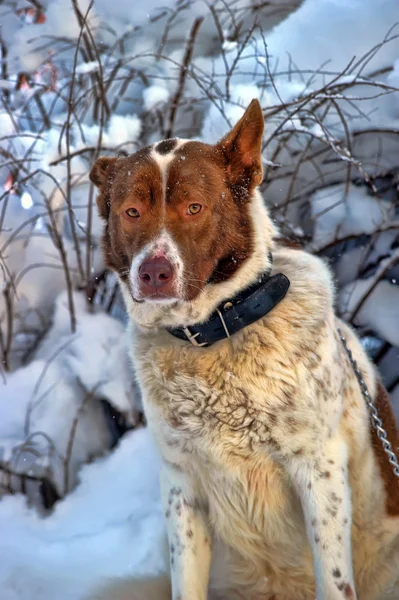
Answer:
161;464;211;600
287;437;356;600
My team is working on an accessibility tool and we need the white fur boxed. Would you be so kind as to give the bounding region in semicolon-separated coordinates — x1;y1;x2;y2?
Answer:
151;140;188;222
288;437;356;599
127;141;190;303
161;465;211;600
129;230;185;302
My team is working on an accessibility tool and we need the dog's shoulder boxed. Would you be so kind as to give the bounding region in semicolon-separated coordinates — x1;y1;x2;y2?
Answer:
272;241;335;322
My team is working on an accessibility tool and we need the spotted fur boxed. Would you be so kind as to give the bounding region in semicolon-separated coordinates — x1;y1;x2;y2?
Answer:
89;100;399;600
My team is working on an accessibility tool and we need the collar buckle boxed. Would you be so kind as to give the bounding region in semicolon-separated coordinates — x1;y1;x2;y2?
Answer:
182;327;208;347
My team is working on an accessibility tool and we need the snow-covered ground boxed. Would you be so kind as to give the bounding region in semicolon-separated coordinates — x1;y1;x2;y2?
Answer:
1;0;398;597
0;291;139;501
0;428;165;600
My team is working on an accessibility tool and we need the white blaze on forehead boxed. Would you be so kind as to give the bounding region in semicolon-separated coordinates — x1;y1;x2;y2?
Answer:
128;139;190;301
129;230;184;300
150;139;189;221
150;138;188;174
151;138;188;171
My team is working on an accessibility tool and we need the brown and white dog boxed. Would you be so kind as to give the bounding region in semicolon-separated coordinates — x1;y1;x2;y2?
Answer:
89;100;399;600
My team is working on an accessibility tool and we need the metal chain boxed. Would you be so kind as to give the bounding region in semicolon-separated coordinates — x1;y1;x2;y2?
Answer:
337;328;399;478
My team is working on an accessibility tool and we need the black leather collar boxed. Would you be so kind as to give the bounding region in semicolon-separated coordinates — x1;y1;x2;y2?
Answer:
167;270;290;347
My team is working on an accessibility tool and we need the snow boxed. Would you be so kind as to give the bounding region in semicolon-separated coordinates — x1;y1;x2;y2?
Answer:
75;61;101;76
76;114;141;150
199;0;399;158
1;0;399;596
7;0;98;72
201;85;263;143
105;114;142;147
0;427;165;600
0;291;138;499
143;85;170;111
20;191;33;210
340;277;399;348
263;0;399;79
0;231;98;366
0;112;17;137
310;183;393;248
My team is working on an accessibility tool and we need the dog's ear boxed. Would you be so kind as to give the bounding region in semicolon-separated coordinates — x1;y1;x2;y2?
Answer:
89;157;117;219
217;99;264;195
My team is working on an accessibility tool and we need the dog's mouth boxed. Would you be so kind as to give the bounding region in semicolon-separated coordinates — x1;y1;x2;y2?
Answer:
130;283;182;305
141;291;179;304
129;291;180;305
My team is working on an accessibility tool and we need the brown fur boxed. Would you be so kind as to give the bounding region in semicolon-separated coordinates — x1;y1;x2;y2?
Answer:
372;382;399;516
89;101;264;297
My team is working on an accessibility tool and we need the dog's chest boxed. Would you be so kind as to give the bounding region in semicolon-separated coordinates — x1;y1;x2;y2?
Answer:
195;452;309;561
138;348;272;459
137;337;310;561
133;322;339;464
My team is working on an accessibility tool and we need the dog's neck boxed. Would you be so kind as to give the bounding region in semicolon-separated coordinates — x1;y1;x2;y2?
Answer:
120;190;277;330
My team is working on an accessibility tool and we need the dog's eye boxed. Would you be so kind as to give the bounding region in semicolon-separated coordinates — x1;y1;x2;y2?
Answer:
188;204;202;215
125;208;140;218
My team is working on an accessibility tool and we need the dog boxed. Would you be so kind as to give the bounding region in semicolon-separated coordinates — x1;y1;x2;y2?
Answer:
89;99;399;600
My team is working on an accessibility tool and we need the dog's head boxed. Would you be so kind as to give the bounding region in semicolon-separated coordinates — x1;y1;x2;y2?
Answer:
91;99;276;327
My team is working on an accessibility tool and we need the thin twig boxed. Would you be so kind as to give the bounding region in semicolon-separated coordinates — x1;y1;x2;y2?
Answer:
166;16;204;138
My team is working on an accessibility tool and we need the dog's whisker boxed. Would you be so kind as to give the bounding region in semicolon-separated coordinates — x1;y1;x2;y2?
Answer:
185;283;204;293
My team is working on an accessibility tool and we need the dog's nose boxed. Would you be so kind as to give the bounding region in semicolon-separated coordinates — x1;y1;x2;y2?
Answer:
138;256;174;293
